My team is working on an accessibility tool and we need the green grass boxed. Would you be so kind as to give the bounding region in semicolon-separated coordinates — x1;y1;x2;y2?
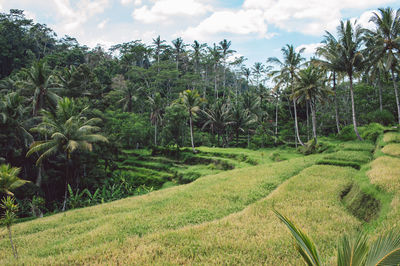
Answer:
322;150;372;164
382;132;400;144
337;141;375;152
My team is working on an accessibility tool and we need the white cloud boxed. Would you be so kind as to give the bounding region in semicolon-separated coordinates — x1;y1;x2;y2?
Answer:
242;0;395;35
351;10;377;31
181;9;272;40
296;43;323;56
132;0;212;23
97;19;109;29
120;0;132;5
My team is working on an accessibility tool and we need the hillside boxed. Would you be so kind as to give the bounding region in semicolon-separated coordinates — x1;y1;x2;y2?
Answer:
0;133;398;264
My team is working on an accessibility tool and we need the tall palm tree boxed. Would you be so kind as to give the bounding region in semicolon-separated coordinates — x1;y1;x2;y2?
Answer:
152;35;167;68
367;7;400;124
19;61;60;116
191;40;206;74
0;164;29;196
231;103;256;146
219;39;235;93
333;20;365;140
27;97;108;211
315;33;342;134
172;37;185;71
208;44;222;99
293;66;331;143
148;93;163;146
252;62;266;91
179;89;203;153
110;74;137;112
268;44;305;146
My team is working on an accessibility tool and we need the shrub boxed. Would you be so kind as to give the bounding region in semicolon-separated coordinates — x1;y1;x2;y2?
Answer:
297;139;333;155
360;123;385;142
365;109;395;126
337;125;358;141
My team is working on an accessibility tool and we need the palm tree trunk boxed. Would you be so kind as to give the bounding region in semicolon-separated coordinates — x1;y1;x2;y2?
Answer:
333;72;340;134
7;226;18;259
35;164;42;187
293;99;304;146
275;96;278;144
62;155;70;212
247;129;250;148
214;64;218;99
310;100;317;143
378;72;383;111
306;101;310;141
349;76;362;141
189;113;195;153
154;123;157;146
391;69;400;124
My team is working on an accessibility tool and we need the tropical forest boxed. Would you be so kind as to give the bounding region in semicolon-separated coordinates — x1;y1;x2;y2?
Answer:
0;5;400;265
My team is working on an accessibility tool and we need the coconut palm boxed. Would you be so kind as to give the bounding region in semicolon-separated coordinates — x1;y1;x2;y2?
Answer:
315;33;342;134
274;209;400;266
172;37;185;71
110;74;137;112
152;35;167;70
231;103;256;146
219;39;236;93
202;100;232;147
366;7;400;124
148;93;163;146
268;44;306;146
179;89;203;153
208;44;222;98
0;164;29;196
19;60;60;116
332;20;365;141
27;97;108;211
292;66;331;143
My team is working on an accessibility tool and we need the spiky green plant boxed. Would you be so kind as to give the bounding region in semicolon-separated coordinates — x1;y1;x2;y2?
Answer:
1;196;19;259
274;209;400;265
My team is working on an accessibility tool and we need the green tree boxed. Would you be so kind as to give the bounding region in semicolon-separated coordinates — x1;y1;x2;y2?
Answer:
268;45;305;146
202;100;232;147
172;37;185;71
1;196;19;259
367;7;400;124
293;66;331;143
19;60;60;116
333;20;365;140
0;164;29;196
179;89;203;153
27;98;108;211
148;93;164;146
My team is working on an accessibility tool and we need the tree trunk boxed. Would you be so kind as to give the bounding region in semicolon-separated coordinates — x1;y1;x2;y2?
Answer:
333;72;340;134
349;76;362;141
293;99;304;146
378;72;383;111
306;100;310;141
310;100;317;144
35;164;42;187
189;113;195;153
391;68;400;125
247;129;250;148
275;96;278;144
7;226;18;259
154;123;157;146
62;155;70;212
214;64;218;99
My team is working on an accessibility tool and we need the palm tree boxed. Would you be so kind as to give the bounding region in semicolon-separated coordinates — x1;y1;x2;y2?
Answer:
27;97;108;211
293;66;331;143
172;37;185;71
1;196;19;259
252;62;266;91
179;89;203;153
191;40;206;75
274;210;400;265
231;103;256;146
148;93;163;146
219;39;235;93
208;44;222;98
202;100;232;147
152;35;167;71
0;164;29;196
268;44;305;146
242;91;260;147
315;33;342;134
333;20;365;140
110;74;137;112
367;7;400;124
19;61;60;116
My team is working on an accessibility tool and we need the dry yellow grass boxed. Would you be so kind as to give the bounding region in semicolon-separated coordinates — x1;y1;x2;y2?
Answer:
383;132;400;143
381;143;400;157
31;165;360;265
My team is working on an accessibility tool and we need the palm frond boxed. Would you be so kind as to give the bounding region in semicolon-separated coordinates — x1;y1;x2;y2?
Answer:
365;229;400;265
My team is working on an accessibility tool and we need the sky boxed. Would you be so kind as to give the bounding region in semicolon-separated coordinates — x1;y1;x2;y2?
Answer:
1;0;399;66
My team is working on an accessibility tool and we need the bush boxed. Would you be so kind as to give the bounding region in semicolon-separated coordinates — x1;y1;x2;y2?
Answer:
360;123;385;142
337;125;358;141
365;109;395;126
297;139;333;155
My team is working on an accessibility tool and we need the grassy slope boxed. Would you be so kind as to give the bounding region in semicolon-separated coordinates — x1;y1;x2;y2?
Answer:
0;152;317;264
0;138;397;264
